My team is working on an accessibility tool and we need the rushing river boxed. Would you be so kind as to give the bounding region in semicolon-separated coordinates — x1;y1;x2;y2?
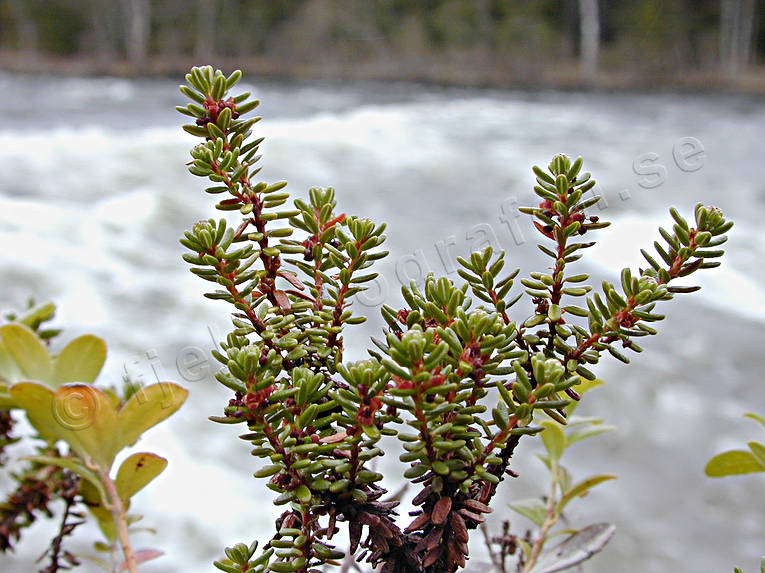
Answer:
1;73;764;572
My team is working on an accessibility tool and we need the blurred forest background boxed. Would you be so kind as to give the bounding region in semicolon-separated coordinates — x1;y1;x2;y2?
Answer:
2;3;765;573
0;0;763;90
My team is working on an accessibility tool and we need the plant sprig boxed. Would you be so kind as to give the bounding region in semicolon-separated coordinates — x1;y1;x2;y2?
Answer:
0;311;187;573
179;67;732;573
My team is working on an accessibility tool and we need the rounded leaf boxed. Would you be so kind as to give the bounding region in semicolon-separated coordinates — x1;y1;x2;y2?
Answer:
0;324;52;383
116;382;188;452
10;381;119;468
705;450;765;477
0;342;23;383
115;452;168;502
295;485;312;503
749;441;765;467
52;334;107;385
508;498;547;527
540;421;567;462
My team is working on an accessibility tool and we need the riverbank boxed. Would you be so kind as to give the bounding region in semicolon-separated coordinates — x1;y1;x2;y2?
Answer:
3;51;765;95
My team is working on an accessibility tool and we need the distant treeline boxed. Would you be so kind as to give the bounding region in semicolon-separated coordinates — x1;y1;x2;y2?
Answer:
0;0;761;85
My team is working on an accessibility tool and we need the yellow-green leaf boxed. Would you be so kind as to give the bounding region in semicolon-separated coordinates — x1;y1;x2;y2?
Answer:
557;474;617;513
541;420;567;462
53;384;120;468
558;464;573;494
9;381;65;443
564;377;604;416
518;539;533;560
116;383;188;452
80;478;118;542
23;454;108;505
52;334;107;385
749;442;765;468
115;452;167;502
508;498;547;527
92;541;113;553
12;381;186;473
0;324;52;382
77;552;113;570
10;382;120;469
16;302;56;329
0;341;23;384
745;412;765;430
566;424;616;446
0;383;17;408
705;450;765;477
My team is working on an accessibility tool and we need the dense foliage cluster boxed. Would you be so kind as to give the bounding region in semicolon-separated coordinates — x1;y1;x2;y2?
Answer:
0;62;745;572
178;66;732;573
0;302;187;572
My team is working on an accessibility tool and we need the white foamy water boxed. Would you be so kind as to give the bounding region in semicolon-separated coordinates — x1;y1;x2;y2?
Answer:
1;74;764;572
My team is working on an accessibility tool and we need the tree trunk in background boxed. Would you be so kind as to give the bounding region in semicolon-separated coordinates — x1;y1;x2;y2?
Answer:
195;0;216;60
88;0;118;63
125;0;150;67
578;0;600;74
6;0;38;59
720;0;755;76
